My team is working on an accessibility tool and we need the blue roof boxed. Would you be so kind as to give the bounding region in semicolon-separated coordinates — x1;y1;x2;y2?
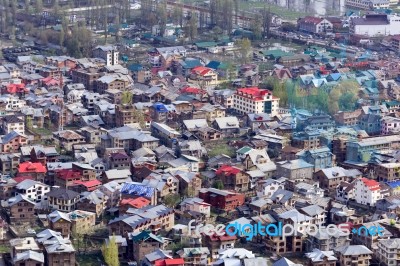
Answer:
128;64;143;71
121;183;155;198
329;73;342;81
152;102;168;113
386;181;400;188
206;61;221;69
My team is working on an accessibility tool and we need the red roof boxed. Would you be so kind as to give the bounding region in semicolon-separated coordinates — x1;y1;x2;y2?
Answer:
55;169;81;180
13;175;35;183
72;180;102;191
155;258;185;266
120;197;151;209
41;77;60;86
300;16;323;25
360;178;380;191
236;87;273;101
191;66;212;76
5;83;28;94
18;162;47;174
208;232;237;241
180;86;206;95
215;165;241;176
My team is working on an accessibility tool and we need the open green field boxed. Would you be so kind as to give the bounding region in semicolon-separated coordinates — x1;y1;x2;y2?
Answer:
181;0;307;20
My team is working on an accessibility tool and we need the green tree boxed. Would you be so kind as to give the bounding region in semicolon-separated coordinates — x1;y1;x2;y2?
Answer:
236;38;252;64
213;180;224;189
35;0;43;14
101;235;120;266
172;6;183;27
251;15;262;40
59;28;65;47
157;3;167;36
121;91;133;105
186;15;198;41
262;6;272;37
211;26;223;42
164;194;181;208
26;116;33;130
339;91;356;111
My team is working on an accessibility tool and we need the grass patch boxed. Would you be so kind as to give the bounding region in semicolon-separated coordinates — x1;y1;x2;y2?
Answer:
31;127;52;136
77;252;103;266
208;143;236;158
0;245;10;253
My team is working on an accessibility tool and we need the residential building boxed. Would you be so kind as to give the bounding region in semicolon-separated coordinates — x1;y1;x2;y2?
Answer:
276;159;314;183
334;245;372;266
215;165;250;192
199;188;245;211
354;178;383;207
232;87;280;116
46;188;80;212
350;14;400;37
377;238;400;266
298;16;333;34
297;147;335;172
93;45;119;66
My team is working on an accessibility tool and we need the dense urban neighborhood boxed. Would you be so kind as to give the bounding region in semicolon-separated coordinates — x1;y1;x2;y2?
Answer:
3;0;400;266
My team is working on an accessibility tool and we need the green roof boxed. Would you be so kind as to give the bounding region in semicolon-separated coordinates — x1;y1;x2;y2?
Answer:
237;146;252;154
386;100;400;107
131;231;163;243
262;49;293;59
195;41;219;48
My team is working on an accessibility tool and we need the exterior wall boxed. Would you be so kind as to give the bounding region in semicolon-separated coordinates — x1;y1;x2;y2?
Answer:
47;252;76;266
10;201;35;222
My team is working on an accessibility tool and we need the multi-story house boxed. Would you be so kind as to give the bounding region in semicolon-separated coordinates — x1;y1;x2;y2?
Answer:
306;229;350;252
215;165;250;192
377;238;400;266
213;89;235;109
5;194;36;222
108;205;174;236
199;188;245;211
2;115;25;135
129;231;165;264
95;73;133;94
305;249;338;266
334;245;373;266
352;221;392;250
53;130;86;151
151;122;181;148
180;197;211;218
46;188;80;212
232;87;280;116
372;162;400;182
188;66;218;86
92;45;119;66
199;104;226;122
17;161;47;183
98;181;122;208
296;146;335;172
203;233;236;260
315;166;362;196
276;159;314;183
298;16;333;34
177;247;210;266
346;135;400;163
15;179;50;204
292;131;321;149
0;131;28;153
354;178;384;207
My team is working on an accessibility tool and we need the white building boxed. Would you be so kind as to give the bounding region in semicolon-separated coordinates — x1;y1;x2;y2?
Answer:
354;178;382;206
180;197;211;218
377;238;400;266
92;45;119;66
257;178;285;197
381;116;400;134
15;180;50;204
350;14;400;37
232;87;279;116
